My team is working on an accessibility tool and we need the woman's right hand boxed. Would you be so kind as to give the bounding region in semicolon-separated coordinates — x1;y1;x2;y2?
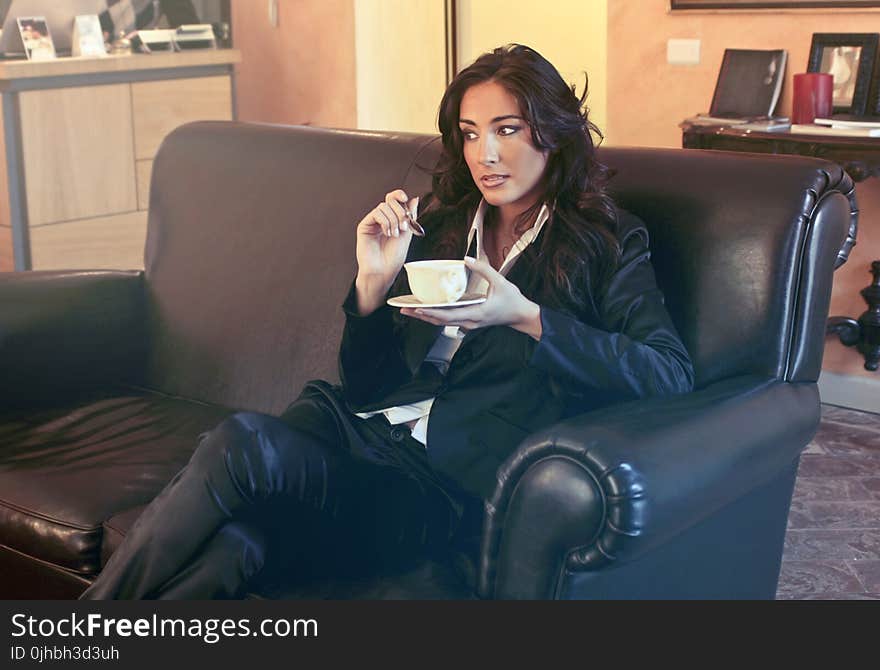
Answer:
354;190;418;311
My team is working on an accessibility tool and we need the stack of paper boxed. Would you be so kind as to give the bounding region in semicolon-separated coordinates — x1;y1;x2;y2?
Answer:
814;117;880;129
791;123;880;138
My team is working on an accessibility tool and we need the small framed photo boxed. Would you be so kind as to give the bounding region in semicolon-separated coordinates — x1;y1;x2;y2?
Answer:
807;33;879;116
72;14;107;58
16;16;56;61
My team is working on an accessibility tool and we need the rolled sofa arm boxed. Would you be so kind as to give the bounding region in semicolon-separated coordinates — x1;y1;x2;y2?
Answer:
0;270;147;408
477;375;819;599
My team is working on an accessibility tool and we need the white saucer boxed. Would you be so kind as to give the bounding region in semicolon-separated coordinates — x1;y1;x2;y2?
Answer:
387;292;487;309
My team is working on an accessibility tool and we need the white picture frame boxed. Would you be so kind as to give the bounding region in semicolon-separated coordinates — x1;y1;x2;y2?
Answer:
72;14;106;58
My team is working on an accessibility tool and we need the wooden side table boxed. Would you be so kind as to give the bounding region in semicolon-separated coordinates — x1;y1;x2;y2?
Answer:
681;121;875;370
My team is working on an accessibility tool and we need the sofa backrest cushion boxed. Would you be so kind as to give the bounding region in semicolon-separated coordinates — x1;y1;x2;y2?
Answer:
600;146;851;388
143;122;438;414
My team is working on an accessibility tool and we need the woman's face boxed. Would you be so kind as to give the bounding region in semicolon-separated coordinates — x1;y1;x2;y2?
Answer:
458;80;549;217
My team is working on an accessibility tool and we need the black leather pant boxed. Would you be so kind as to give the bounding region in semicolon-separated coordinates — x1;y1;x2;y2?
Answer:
80;382;480;599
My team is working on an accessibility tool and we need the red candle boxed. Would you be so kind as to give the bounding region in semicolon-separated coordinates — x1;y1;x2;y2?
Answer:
792;73;834;124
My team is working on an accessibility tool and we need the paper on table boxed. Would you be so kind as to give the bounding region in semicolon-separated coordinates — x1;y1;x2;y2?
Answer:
814;117;880;129
791;123;880;137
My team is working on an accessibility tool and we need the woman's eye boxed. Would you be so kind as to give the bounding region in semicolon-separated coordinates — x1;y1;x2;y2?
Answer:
498;126;520;136
463;131;478;141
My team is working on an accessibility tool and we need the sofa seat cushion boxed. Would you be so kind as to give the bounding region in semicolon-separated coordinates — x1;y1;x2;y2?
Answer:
0;392;230;575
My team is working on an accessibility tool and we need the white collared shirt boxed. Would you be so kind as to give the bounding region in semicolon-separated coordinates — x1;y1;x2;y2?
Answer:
355;200;550;446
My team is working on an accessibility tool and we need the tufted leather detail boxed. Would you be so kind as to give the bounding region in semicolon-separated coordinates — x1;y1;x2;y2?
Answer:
478;441;642;599
819;167;857;269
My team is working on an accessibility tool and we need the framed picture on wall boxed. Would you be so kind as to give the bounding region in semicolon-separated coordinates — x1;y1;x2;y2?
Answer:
807;33;879;115
671;1;880;9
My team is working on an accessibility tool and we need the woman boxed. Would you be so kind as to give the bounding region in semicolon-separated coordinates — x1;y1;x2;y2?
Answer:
81;44;693;600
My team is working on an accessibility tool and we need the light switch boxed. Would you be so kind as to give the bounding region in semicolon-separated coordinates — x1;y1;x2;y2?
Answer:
668;39;701;65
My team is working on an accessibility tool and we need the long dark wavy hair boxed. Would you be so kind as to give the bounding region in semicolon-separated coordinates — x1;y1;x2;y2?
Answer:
423;43;620;314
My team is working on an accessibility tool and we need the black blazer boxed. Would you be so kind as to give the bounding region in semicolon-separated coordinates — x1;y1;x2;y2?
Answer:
338;207;694;500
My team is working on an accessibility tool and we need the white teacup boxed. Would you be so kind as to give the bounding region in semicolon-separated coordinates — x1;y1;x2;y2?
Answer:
404;260;468;304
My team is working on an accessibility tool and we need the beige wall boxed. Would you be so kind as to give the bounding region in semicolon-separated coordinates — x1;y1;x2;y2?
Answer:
232;0;357;128
354;0;609;135
607;0;880;382
232;0;609;136
232;0;444;133
354;0;448;133
457;0;608;139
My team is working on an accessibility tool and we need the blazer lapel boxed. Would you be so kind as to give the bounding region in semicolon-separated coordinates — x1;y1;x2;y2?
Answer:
504;253;534;292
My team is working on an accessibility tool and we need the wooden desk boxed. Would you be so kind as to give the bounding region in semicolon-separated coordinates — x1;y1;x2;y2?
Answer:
681;121;880;182
0;50;240;271
681;121;879;371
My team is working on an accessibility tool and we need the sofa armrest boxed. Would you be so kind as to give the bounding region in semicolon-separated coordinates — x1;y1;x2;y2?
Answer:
477;375;819;599
0;270;147;408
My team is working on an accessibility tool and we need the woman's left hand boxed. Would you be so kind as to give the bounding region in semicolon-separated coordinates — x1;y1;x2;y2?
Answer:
400;257;543;340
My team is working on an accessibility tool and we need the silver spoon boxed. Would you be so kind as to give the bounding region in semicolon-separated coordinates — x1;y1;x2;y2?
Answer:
404;209;426;237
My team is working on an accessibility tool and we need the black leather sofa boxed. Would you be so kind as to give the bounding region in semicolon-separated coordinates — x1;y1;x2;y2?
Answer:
0;121;856;599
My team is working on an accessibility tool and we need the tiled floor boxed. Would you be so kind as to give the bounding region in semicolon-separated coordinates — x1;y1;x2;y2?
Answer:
776;404;880;600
